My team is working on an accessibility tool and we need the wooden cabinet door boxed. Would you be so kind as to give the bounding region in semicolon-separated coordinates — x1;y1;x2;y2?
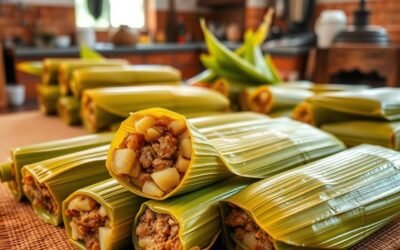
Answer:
0;44;7;108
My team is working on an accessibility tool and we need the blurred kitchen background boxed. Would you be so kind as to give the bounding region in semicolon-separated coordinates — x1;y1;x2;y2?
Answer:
1;0;399;111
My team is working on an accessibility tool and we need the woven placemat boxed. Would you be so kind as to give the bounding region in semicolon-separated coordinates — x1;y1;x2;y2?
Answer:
1;179;399;250
0;183;74;250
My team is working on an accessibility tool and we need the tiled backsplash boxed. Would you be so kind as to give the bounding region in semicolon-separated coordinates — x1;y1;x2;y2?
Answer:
316;0;400;43
0;3;76;45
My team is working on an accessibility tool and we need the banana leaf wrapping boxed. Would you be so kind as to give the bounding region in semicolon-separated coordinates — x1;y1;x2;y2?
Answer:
240;86;313;114
133;178;251;250
297;88;400;126
0;132;113;200
21;145;111;226
106;108;232;200
57;96;81;125
42;58;82;85
58;59;128;95
70;65;181;98
220;144;400;250
63;179;145;250
81;85;230;132
37;84;60;115
280;81;370;94
321;120;400;150
107;108;344;200
197;116;345;178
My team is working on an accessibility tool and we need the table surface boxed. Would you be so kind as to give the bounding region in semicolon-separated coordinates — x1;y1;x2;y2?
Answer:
0;111;399;249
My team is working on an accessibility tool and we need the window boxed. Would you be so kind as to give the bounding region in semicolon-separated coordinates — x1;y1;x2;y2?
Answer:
75;0;146;29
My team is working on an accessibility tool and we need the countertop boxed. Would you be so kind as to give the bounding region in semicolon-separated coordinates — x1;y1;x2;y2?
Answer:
13;42;311;58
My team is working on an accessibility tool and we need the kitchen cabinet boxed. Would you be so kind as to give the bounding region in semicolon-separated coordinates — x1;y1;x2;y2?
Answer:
0;46;8;108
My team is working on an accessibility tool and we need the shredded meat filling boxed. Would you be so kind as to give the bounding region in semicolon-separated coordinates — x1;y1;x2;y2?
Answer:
112;114;191;197
225;205;274;250
23;174;57;214
136;209;182;250
65;196;108;250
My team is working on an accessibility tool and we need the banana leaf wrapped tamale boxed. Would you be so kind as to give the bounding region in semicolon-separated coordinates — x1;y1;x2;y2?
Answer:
42;58;81;85
279;81;370;94
81;85;230;132
70;65;181;98
37;84;60;115
240;86;313;114
0;132;113;200
58;59;128;95
133;178;251;250
106;108;344;200
63;179;145;250
57;96;81;125
220;144;400;250
321;120;400;149
22;145;111;226
294;88;400;126
106;108;232;200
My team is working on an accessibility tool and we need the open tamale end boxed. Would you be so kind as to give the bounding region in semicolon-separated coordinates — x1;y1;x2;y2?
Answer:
21;145;111;226
57;96;81;125
133;178;251;250
63;179;145;250
37;84;60;115
220;144;400;249
5;133;113;200
106;107;232;200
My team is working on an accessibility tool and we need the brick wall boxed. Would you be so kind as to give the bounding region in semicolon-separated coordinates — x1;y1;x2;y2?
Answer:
316;0;400;43
0;3;75;46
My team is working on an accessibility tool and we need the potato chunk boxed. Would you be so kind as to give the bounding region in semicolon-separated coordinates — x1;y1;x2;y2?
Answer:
151;168;180;191
99;226;111;250
175;155;190;173
70;221;79;241
142;181;164;197
135;116;155;134
168;120;186;136
180;138;192;159
112;149;137;175
68;195;97;211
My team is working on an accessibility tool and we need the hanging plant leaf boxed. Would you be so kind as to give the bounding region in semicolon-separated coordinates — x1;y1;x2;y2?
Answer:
87;0;103;20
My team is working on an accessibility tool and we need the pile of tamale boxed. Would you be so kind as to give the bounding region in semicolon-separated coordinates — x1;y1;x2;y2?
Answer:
1;107;400;249
293;87;400;150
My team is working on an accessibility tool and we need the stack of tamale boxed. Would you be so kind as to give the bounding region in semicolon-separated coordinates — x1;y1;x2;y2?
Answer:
293;87;400;150
37;58;128;118
3;108;400;250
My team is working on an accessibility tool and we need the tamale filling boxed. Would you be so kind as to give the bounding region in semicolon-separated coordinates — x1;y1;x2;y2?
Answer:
83;96;96;128
225;204;274;250
136;208;182;250
252;90;271;113
112;114;191;197
65;195;110;250
23;174;57;214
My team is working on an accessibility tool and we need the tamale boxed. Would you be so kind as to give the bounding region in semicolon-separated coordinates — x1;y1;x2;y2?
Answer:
63;179;145;250
58;59;128;95
42;58;81;85
81;85;230;132
133;178;251;250
220;144;400;250
280;81;370;94
57;96;81;125
291;101;314;125
22;145;111;226
37;84;60;115
106;108;344;200
240;86;313;114
0;132;113;200
106;108;232;200
321;120;400;149
70;65;181;98
299;88;400;126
